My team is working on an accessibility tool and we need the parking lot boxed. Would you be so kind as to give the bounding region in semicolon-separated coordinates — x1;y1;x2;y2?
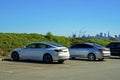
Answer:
0;57;120;80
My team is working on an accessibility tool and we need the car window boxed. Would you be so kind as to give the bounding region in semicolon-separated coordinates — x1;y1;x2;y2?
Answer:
79;44;93;48
36;43;51;48
108;43;117;48
70;44;93;48
116;43;120;48
26;43;37;48
70;44;79;48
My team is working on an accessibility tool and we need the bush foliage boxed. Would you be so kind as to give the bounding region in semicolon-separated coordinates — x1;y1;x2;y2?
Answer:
0;32;115;57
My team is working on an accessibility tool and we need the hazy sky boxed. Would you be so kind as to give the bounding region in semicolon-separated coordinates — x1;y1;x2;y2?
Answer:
0;0;120;36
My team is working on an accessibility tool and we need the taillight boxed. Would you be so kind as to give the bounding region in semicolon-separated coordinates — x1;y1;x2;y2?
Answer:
54;49;62;52
98;48;109;52
98;49;103;52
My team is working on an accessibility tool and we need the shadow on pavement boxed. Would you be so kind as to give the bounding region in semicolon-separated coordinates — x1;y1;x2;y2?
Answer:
110;56;120;59
69;58;106;62
2;58;63;64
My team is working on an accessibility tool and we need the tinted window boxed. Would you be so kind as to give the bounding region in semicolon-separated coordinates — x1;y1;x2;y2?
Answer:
79;44;93;48
108;43;116;48
70;44;80;48
116;43;120;48
70;44;93;48
26;43;37;48
36;43;51;48
107;43;119;48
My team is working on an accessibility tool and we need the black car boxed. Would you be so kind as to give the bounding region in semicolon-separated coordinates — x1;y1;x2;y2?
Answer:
106;42;120;56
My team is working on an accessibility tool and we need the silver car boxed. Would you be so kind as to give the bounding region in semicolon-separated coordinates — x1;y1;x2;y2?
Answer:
10;42;70;64
69;43;110;61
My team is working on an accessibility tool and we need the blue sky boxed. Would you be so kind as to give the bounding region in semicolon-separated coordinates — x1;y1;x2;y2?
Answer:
0;0;120;36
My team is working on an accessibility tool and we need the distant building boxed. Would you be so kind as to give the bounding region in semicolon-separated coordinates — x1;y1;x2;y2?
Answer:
79;32;120;40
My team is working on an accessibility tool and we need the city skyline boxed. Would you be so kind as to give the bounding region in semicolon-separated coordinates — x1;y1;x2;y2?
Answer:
80;32;120;40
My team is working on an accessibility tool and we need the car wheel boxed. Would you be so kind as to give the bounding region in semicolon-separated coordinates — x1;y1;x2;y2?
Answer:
88;53;96;61
43;54;53;64
11;52;19;61
58;60;64;64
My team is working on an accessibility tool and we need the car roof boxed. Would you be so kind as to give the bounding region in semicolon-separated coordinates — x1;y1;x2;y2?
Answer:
75;43;94;45
32;42;64;47
73;42;104;47
110;42;120;44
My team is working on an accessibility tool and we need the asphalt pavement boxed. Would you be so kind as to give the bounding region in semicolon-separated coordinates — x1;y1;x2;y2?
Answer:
0;57;120;80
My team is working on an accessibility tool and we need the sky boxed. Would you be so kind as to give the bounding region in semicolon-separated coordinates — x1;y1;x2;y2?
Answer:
0;0;120;36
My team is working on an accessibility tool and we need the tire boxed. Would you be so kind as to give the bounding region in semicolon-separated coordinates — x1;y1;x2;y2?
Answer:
88;53;96;61
43;54;53;64
58;60;64;64
11;52;19;61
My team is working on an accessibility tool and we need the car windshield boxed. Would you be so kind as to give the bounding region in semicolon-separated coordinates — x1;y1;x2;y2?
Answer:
47;42;64;47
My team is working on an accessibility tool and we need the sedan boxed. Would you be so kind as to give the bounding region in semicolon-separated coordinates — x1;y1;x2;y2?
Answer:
10;42;70;63
69;43;110;61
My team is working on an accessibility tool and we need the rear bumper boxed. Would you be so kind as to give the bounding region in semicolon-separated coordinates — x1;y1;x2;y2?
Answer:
58;56;70;60
96;52;110;59
102;50;111;57
103;53;111;57
53;52;70;61
53;56;70;61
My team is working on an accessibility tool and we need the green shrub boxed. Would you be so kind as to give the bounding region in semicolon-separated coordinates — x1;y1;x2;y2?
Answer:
0;32;117;57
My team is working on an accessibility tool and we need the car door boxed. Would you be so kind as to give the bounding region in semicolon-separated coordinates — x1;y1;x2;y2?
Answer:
69;44;81;57
34;43;52;60
70;44;88;58
70;44;93;58
20;43;39;60
78;44;94;58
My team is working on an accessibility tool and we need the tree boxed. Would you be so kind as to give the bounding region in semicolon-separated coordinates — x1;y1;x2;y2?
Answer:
45;32;53;39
